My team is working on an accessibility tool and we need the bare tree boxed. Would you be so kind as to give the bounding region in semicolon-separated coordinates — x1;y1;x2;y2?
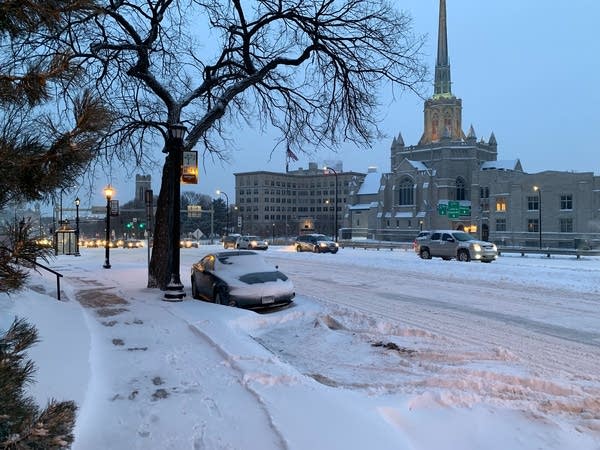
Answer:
52;0;428;288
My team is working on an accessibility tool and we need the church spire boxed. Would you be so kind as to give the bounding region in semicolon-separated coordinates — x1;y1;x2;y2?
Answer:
434;0;452;98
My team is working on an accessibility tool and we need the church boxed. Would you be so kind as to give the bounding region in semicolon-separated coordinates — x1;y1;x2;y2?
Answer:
347;0;599;249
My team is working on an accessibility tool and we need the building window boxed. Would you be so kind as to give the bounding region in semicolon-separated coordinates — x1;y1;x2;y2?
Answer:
527;219;539;232
480;187;489;199
398;177;414;205
456;177;467;201
560;194;573;210
495;197;507;212
560;218;573;233
527;196;539;211
496;218;506;231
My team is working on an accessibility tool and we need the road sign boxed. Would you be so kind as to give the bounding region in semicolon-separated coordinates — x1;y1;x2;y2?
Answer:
188;205;202;218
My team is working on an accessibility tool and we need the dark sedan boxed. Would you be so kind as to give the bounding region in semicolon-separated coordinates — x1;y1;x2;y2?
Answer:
190;251;295;309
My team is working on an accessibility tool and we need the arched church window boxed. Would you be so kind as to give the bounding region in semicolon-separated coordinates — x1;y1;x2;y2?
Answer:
398;177;414;205
456;177;466;201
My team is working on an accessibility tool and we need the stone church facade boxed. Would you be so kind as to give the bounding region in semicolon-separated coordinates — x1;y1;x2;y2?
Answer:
347;0;600;248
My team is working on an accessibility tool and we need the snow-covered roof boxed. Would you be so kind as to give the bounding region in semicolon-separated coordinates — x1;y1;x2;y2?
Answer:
407;160;429;171
357;172;380;195
481;160;519;171
348;202;377;211
395;212;413;218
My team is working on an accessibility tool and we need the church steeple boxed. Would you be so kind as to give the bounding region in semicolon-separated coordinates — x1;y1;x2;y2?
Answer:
434;0;452;98
418;0;463;145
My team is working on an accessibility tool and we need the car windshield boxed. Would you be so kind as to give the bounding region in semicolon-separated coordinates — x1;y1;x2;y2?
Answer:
452;231;476;242
312;234;328;240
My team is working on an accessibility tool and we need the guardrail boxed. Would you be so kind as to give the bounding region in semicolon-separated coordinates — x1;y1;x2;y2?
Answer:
337;241;599;259
338;241;413;251
497;247;600;259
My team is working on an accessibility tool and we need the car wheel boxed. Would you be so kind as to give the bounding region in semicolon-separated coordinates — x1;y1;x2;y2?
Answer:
296;245;302;252
458;250;471;262
214;289;236;307
191;278;199;299
420;248;431;259
313;246;320;253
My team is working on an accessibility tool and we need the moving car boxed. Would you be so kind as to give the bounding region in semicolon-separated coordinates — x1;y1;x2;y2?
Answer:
412;230;431;252
222;233;241;249
415;230;498;262
236;235;268;250
190;251;295;309
294;234;339;253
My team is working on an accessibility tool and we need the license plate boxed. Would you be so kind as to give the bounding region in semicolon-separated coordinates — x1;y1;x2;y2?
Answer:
262;296;274;304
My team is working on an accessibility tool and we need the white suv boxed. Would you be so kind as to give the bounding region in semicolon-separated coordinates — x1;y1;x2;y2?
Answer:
415;230;497;263
236;235;269;250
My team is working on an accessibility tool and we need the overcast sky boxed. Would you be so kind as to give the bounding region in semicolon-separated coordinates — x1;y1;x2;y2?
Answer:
65;0;599;213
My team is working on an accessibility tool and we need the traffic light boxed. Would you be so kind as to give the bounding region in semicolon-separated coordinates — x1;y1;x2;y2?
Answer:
126;222;133;229
139;222;145;229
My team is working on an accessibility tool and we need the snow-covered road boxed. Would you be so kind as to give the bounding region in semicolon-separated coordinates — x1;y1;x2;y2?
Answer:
261;246;600;431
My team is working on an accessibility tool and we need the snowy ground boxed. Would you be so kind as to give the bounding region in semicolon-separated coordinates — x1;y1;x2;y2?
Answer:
1;244;599;449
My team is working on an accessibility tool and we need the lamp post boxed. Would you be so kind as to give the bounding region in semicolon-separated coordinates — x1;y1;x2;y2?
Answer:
533;185;542;249
216;190;229;236
103;186;113;269
164;123;187;301
75;197;80;256
324;166;338;241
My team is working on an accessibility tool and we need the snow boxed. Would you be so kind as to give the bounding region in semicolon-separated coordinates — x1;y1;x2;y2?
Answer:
1;245;600;450
356;171;381;195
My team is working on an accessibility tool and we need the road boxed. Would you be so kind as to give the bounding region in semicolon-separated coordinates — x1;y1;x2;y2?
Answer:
263;249;600;422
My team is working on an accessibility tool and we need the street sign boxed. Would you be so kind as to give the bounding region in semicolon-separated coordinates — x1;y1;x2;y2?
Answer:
110;200;119;216
187;205;202;218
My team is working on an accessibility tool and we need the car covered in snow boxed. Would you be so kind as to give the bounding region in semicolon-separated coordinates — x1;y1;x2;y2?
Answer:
190;251;295;309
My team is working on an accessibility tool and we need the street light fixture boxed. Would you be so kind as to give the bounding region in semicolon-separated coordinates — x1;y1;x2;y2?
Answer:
216;190;229;236
75;197;80;256
323;166;338;242
533;185;542;249
164;123;187;302
103;185;113;269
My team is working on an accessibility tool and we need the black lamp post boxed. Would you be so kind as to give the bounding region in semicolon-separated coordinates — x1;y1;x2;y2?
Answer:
164;123;187;302
534;185;542;249
103;186;113;269
324;166;338;242
75;197;80;256
216;190;229;236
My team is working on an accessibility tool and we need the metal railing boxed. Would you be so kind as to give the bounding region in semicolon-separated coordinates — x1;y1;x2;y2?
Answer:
1;246;63;300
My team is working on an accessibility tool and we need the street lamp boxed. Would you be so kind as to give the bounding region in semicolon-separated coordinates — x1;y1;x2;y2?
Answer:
533;185;542;249
164;123;187;302
323;166;338;242
216;190;229;236
75;197;80;256
103;185;113;269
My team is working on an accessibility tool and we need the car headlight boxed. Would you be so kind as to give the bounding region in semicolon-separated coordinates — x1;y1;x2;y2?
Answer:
472;243;481;252
492;244;497;252
319;242;327;247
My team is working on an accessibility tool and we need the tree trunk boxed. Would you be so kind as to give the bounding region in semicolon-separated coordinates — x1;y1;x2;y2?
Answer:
148;149;174;289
